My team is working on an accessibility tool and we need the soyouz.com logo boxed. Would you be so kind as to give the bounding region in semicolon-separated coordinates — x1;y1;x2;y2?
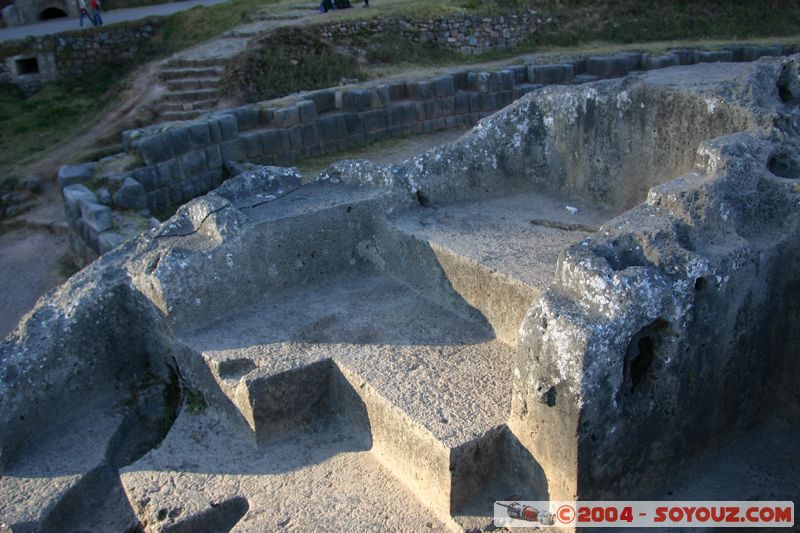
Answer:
494;501;795;528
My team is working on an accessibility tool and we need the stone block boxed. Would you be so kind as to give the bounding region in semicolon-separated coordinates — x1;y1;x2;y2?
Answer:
615;52;642;71
468;92;482;113
252;108;270;127
136;136;172;166
187;122;211;147
452;71;470;90
165;128;192;157
63;184;97;220
205;145;224;170
318;114;349;142
232;106;261;131
238;133;262;159
208;119;223;144
156;159;182;188
492;70;515;91
468;71;492;92
169;184;183;204
131;166;157;191
696;50;733;63
297;100;317;123
340;90;372;112
57;163;95;189
641;53;680;70
496;90;513;108
586;55;628;78
272;106;300;128
80;201;112;233
156;188;170;210
669;48;697;65
513;83;542;98
112;177;147;210
388;82;407;100
288;126;303;150
258;129;283;154
413;80;434;100
441;96;456;116
306;90;336;113
388;102;416;127
508;64;528;84
181;149;208;176
146;191;157;212
454;92;470;114
480;92;497;112
373;85;391;109
301;123;320;147
344;113;363;135
431;76;455;97
530;63;574;84
97;231;125;254
218;114;239;141
361;109;387;133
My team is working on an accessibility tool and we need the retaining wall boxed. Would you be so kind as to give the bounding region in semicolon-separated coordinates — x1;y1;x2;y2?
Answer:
319;10;546;55
0;18;160;91
61;43;795;264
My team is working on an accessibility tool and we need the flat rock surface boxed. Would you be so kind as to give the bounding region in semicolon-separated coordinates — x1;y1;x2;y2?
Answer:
180;270;513;448
391;191;613;290
120;406;455;531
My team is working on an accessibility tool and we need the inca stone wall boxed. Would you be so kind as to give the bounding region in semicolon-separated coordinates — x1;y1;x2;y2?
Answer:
319;9;546;55
58;43;795;265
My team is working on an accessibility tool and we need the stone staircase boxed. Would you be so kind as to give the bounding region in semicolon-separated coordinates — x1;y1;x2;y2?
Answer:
157;58;226;122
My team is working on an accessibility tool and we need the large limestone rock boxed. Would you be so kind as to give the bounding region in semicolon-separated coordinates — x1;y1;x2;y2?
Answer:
2;56;800;531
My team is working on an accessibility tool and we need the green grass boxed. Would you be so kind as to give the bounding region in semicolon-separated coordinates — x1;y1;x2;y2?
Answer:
0;65;124;182
223;26;367;103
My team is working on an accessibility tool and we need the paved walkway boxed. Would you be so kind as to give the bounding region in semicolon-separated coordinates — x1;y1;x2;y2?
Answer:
0;0;227;43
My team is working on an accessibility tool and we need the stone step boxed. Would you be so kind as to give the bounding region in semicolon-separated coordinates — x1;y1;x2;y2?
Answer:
163;57;229;69
159;98;218;113
159;66;225;81
162;88;219;103
164;76;222;91
158;109;208;122
372;191;613;345
174;268;525;520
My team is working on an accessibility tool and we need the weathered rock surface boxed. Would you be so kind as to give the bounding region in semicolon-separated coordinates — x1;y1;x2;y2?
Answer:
2;56;800;531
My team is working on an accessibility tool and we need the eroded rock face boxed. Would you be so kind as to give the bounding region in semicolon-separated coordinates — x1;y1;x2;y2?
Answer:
2;56;800;530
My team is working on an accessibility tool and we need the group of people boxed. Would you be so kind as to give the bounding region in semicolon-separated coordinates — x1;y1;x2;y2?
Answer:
78;0;103;26
319;0;369;13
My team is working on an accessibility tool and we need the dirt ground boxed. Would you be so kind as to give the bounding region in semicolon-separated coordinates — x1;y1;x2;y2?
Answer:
0;228;67;338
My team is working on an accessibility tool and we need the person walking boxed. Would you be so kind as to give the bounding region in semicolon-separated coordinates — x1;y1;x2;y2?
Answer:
90;0;103;25
77;0;92;26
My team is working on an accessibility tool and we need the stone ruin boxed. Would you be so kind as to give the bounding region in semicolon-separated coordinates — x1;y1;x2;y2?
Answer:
1;55;800;531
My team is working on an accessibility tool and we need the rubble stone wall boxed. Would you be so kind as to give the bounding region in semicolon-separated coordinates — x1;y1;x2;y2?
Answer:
318;10;546;55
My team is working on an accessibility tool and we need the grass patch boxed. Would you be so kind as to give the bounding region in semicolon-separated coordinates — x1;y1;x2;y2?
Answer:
57;253;80;279
223;26;367;103
0;63;127;185
183;387;207;414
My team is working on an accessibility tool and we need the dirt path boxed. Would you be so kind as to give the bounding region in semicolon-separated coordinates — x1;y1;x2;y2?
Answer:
0;228;68;337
